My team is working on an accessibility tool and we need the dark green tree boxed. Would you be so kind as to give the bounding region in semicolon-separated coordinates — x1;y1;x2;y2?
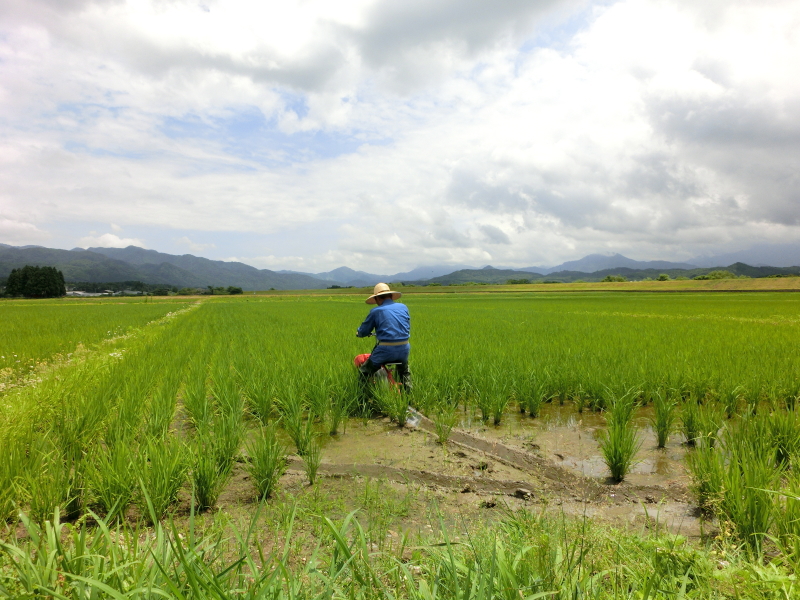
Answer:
227;286;243;295
6;266;66;298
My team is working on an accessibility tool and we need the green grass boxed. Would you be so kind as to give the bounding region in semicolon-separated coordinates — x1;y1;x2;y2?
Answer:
1;497;797;599
0;299;188;380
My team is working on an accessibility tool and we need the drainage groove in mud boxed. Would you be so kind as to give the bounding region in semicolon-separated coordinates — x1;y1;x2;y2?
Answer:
286;458;537;499
409;411;689;504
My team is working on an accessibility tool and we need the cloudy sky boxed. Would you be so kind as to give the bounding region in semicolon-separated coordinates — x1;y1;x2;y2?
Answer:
1;0;798;272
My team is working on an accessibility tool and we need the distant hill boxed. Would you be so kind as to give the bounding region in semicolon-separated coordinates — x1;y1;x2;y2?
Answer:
4;243;798;291
313;266;387;287
411;263;800;285
0;245;338;290
692;243;800;268
407;267;544;285
390;264;479;281
520;253;697;275
0;246;160;283
281;264;480;286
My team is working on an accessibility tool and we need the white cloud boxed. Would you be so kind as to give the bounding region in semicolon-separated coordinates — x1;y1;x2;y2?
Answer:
0;218;50;245
174;236;216;253
77;232;145;248
1;0;799;270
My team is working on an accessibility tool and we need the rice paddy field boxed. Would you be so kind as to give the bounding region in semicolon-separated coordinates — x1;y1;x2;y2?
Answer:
2;290;800;598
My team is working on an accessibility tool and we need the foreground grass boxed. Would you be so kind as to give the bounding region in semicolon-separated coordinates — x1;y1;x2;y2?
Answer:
1;496;796;600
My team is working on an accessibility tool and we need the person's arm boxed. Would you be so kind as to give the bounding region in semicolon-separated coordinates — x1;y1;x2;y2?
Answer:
356;310;376;337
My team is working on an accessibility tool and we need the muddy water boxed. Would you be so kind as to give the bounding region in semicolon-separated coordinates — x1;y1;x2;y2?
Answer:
300;404;701;539
319;419;535;484
456;403;689;488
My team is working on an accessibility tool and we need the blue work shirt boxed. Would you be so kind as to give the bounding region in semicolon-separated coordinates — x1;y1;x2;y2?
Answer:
357;298;410;342
357;299;411;365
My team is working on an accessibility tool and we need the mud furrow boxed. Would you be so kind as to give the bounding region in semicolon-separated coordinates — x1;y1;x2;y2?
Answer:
287;458;537;499
411;412;689;504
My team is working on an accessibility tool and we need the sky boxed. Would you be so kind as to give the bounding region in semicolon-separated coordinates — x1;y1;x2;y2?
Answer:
1;0;799;273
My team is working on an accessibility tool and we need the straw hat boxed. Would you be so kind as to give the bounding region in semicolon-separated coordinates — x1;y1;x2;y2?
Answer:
366;282;402;304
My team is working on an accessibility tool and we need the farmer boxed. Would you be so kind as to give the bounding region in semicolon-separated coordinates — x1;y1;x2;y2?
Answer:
355;283;411;390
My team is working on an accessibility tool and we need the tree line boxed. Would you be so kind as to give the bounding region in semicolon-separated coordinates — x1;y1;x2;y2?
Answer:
1;267;245;298
3;266;66;298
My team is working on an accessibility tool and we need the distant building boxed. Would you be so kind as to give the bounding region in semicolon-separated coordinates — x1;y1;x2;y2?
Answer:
66;291;106;297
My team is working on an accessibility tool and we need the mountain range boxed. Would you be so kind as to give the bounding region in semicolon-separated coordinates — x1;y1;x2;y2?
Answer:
1;243;799;290
0;244;328;290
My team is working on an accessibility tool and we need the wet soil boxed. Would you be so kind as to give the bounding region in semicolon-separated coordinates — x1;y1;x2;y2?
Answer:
298;403;701;539
9;404;703;554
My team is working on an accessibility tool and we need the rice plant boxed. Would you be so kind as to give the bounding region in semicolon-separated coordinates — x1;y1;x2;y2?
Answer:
303;436;322;486
137;437;188;523
696;402;724;448
685;442;725;512
280;391;315;454
687;416;785;553
433;404;459;445
237;354;274;424
490;393;510;426
524;379;547;418
190;428;234;512
211;360;245;418
212;409;245;474
183;357;212;429
246;423;287;500
307;378;332;424
680;398;701;446
598;392;642;482
475;390;492;424
374;384;410;427
719;443;781;554
85;440;138;521
328;380;354;436
0;437;25;522
785;381;800;411
573;385;588;413
721;385;742;419
776;472;800;566
650;390;677;448
23;439;74;525
766;409;800;467
0;300;183;374
145;377;179;440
